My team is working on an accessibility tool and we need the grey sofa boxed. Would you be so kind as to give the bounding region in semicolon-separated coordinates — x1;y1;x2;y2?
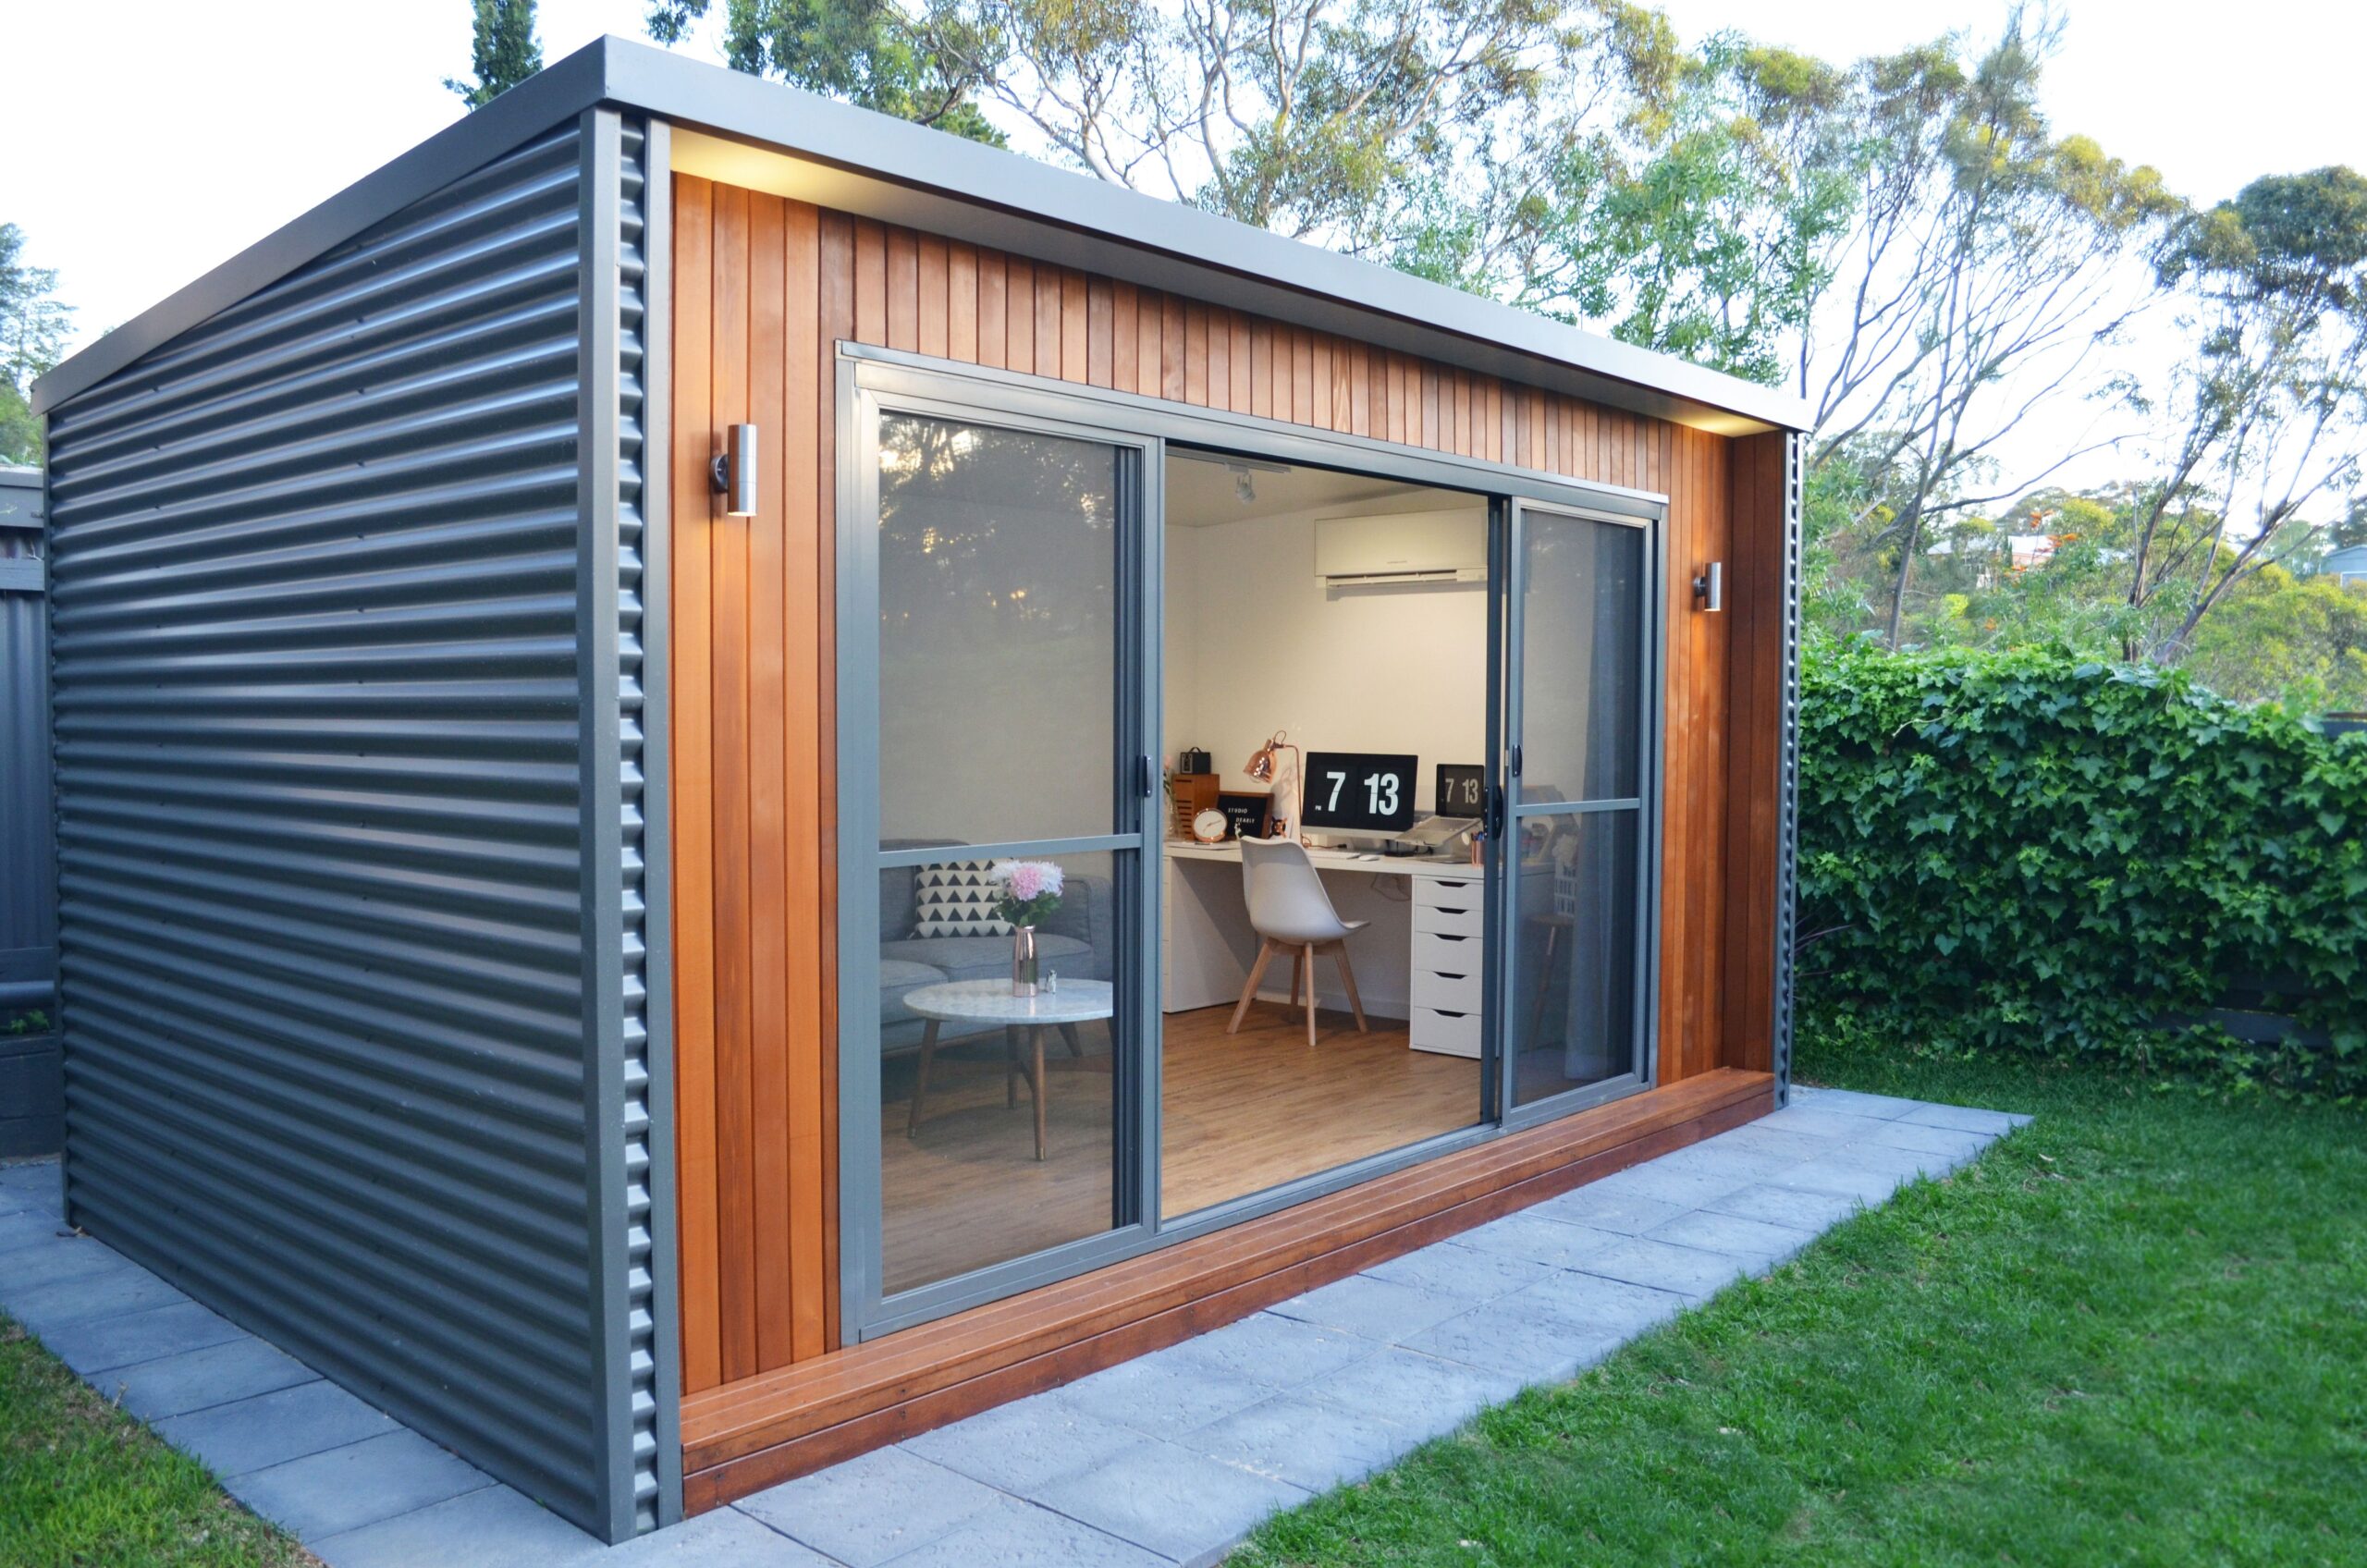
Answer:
878;840;1117;1053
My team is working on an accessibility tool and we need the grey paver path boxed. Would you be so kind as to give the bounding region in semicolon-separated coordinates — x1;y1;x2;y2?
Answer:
0;1085;2029;1566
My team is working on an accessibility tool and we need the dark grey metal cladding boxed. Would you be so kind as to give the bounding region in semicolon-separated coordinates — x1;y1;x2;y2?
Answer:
589;108;681;1536
1772;433;1804;1103
41;120;647;1538
0;466;55;1019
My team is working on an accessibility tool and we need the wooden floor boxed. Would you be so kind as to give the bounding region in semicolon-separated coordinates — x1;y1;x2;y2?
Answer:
880;1003;1480;1295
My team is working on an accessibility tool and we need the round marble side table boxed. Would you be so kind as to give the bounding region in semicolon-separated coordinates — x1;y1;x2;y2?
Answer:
901;978;1116;1160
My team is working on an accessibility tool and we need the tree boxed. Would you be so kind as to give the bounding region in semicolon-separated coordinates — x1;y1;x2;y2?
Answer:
2124;165;2367;662
0;223;74;466
1514;31;1859;386
649;0;1613;252
648;0;1006;142
1805;15;2179;648
447;0;544;110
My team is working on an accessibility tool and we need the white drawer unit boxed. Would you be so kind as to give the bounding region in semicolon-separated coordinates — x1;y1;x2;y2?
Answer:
1408;872;1487;1057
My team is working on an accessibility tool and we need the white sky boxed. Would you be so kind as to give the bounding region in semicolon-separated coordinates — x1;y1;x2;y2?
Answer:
10;0;2365;502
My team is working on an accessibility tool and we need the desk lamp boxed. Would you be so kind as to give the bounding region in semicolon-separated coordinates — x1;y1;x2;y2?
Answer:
1245;731;1302;843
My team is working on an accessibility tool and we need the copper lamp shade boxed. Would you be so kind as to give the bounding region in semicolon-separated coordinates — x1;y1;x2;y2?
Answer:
1244;731;1301;841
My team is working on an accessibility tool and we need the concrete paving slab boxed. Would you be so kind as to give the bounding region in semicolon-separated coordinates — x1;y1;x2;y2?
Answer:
1896;1101;2029;1136
733;1446;1002;1567
1268;1271;1484;1342
1794;1087;1923;1120
869;1495;1169;1568
1313;1345;1523;1427
1702;1182;1861;1233
10;1263;190;1329
1401;1297;1625;1383
901;1387;1143;1492
1564;1233;1754;1299
227;1428;493;1539
1644;1207;1814;1266
313;1484;605;1568
99;1337;321;1422
40;1299;247;1376
1029;1437;1308;1562
1052;1346;1276;1439
1159;1311;1367;1390
1359;1239;1559;1302
0;1234;133;1292
1453;1211;1634;1270
1195;1390;1418;1491
1525;1182;1689;1235
603;1508;844;1566
158;1378;401;1478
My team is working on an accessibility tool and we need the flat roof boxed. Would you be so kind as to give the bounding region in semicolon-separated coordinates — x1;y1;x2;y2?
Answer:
33;36;1811;434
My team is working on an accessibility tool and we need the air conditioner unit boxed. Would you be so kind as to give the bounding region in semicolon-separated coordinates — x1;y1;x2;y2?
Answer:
1313;508;1487;585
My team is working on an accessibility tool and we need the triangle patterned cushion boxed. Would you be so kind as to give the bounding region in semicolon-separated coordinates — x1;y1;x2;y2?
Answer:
913;860;1013;937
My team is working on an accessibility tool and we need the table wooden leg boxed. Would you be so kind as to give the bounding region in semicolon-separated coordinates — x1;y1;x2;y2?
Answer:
1005;1025;1022;1108
906;1020;942;1137
1031;1026;1048;1160
1057;1021;1085;1058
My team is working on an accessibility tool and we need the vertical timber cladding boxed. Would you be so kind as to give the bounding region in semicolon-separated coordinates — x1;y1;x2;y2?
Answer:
43;118;666;1540
668;174;1767;1391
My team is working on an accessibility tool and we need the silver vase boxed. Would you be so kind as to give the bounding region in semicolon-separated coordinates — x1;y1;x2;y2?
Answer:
1011;925;1038;997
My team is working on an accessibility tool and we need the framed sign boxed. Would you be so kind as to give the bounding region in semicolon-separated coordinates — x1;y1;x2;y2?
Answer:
1300;752;1419;834
1433;763;1486;818
1215;791;1271;840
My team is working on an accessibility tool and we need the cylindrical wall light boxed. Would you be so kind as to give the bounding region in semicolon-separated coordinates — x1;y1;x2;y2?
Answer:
1693;560;1725;613
710;423;759;517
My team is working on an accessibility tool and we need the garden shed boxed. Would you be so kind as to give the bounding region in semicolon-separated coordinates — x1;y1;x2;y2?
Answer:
28;36;1809;1542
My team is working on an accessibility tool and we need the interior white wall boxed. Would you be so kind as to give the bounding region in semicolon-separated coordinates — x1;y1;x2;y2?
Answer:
1163;494;1490;818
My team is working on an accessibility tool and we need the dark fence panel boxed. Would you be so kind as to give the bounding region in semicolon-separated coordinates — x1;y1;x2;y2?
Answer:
1;463;60;1156
1;464;55;1017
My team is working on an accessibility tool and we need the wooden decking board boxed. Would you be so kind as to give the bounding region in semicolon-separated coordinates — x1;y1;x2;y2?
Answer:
682;1069;1772;1501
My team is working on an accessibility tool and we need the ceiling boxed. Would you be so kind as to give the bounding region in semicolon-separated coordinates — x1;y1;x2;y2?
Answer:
1164;450;1455;528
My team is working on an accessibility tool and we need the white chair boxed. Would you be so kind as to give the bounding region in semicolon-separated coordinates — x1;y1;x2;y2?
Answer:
1227;838;1370;1046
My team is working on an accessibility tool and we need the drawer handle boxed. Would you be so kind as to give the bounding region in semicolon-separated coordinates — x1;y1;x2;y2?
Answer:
1427;932;1469;944
1429;1009;1471;1020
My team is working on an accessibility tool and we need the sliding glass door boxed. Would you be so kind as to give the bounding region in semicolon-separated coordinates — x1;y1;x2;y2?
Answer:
841;390;1160;1331
1497;501;1655;1115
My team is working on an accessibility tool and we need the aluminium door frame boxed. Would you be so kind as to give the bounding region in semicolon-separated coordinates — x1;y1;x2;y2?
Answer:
834;344;1669;1340
1493;496;1666;1134
837;361;1168;1339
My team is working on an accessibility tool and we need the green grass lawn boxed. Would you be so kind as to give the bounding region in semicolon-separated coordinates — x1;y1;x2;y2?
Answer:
0;1313;313;1568
1233;1034;2367;1567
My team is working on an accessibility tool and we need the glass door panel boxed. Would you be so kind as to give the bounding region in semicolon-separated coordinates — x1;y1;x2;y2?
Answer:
1500;503;1653;1112
855;405;1152;1316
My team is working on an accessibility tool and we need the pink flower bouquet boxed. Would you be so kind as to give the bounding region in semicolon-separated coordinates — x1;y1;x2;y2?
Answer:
988;859;1065;929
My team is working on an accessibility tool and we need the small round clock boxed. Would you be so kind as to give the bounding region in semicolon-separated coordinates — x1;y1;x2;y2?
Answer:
1192;808;1231;843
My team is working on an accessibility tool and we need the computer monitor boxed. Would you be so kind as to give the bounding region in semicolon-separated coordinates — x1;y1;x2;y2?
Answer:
1299;752;1419;836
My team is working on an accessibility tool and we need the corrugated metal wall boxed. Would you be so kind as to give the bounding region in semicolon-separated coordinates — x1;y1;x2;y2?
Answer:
0;465;55;1020
41;116;666;1539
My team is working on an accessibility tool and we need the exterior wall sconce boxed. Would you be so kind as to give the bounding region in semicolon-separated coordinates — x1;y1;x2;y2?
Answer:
1693;560;1724;613
711;423;759;516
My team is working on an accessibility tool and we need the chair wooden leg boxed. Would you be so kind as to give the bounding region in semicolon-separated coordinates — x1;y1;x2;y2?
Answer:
1525;923;1561;1047
906;1020;942;1136
1332;942;1368;1032
1305;943;1319;1047
1289;949;1302;1010
1229;939;1278;1034
1030;1026;1048;1160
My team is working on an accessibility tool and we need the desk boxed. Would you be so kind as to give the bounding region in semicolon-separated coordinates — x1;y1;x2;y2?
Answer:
1161;840;1486;1056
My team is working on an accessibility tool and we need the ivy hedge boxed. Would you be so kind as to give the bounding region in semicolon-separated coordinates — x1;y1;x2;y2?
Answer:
1795;644;2367;1097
